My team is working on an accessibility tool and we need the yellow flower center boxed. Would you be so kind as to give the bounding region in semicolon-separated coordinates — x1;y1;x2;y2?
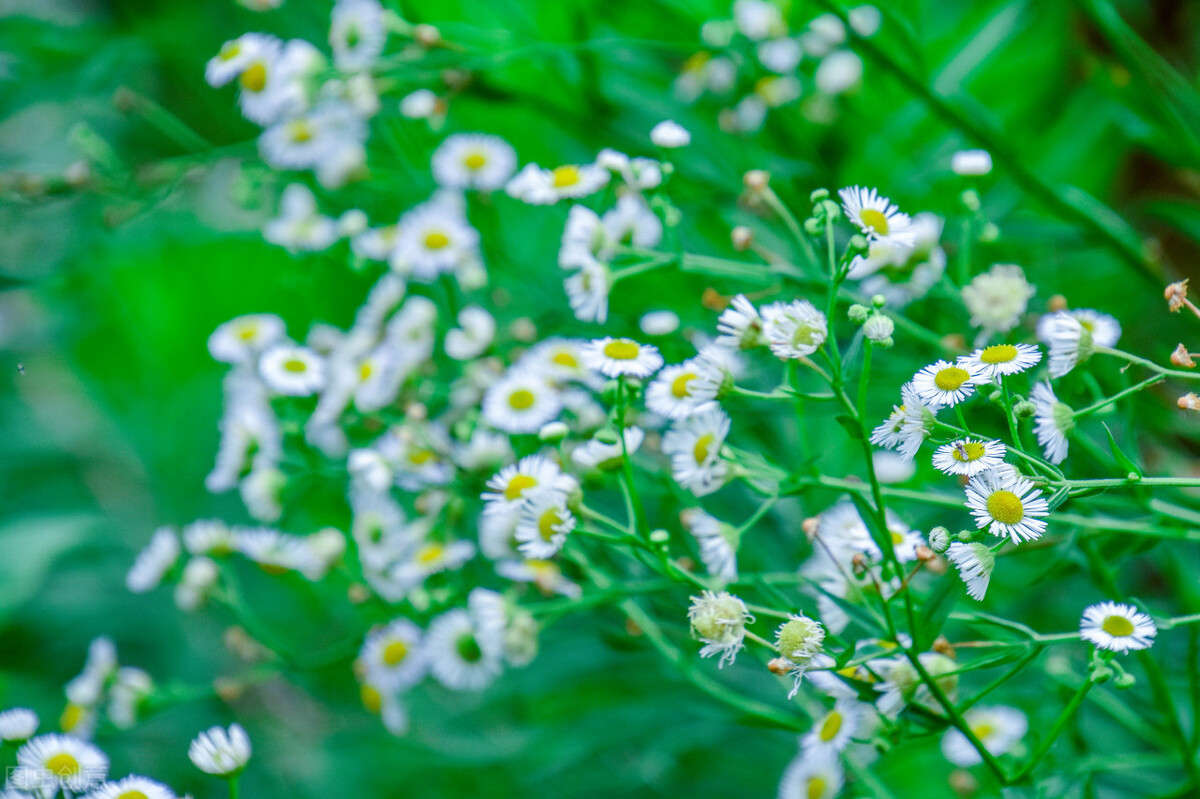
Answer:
671;372;697;398
60;703;84;731
508;389;536;410
117;791;149;799
890;530;904;544
980;344;1018;364
237;324;259;341
45;753;80;776
972;722;995;741
806;776;827;799
408;449;435;465
382;640;409;665
552;351;578;368
818;711;843;742
1102;614;1135;637
504;474;537;500
359;361;373;381
283;358;308;373
986;490;1025;525
239;61;268;93
416;543;444;565
603;340;640;360
219;42;243;61
424;231;450;250
288;120;314;143
537;508;562;541
463;153;486;170
934;366;970;391
952;441;986;462
361;683;382;714
551;165;580;187
859;208;890;235
693;433;714;463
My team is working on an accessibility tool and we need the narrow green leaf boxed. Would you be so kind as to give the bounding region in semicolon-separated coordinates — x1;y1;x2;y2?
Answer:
916;576;962;651
1102;422;1143;478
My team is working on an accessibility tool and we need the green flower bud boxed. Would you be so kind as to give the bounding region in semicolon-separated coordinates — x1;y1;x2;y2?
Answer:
809;188;830;203
804;217;823;236
979;222;1000;243
863;315;895;343
538;421;569;443
848;304;871;323
1013;399;1036;419
871;294;887;309
928;526;951;553
961;189;981;212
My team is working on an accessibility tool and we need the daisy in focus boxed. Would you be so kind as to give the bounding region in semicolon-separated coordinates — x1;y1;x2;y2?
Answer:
1080;601;1157;652
931;438;1006;477
912;359;984;406
961;342;1041;380
964;468;1049;544
838;185;915;248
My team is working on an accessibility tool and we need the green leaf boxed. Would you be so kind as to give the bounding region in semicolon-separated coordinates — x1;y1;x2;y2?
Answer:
0;515;97;624
1102;422;1143;478
835;415;863;441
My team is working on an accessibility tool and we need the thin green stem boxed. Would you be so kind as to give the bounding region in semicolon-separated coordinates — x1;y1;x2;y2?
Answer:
1097;346;1200;380
1010;679;1093;782
1073;375;1165;417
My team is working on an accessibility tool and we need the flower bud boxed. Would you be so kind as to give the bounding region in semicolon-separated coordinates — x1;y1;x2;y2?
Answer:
979;222;1000;242
538;421;569;443
1165;279;1189;312
1178;393;1200;411
804;217;823;236
414;23;442;47
767;657;791;676
847;233;868;253
848;304;870;323
809;188;830;203
929;526;951;553
863;314;894;343
649;529;670;544
1013;399;1036;418
1113;672;1137;689
731;225;754;251
1047;294;1068;312
961;189;981;212
802;516;820;540
1171;343;1195;368
871;294;887;308
743;169;770;193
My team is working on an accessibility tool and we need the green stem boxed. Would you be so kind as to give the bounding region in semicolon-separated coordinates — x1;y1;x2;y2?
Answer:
1010;679;1093;782
1073;375;1165;417
1097;346;1200;380
229;775;241;799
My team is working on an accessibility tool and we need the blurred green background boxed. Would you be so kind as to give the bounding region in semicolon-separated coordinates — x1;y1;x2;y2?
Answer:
3;0;1200;796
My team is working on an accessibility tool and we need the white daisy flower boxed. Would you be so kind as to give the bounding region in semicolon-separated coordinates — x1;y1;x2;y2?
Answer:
882;515;927;564
107;667;154;730
1080;601;1157;653
814;502;875;560
208;314;286;364
352;224;399;261
595;148;663;191
482;372;563;434
964;468;1049;544
952;149;994;176
838;185;915;247
258;344;326;396
188;723;251;776
962;264;1035;336
505;162;610;205
399;88;439;119
716;295;765;349
237;40;323;126
66;637;118;708
513;487;576;559
234;527;326;579
645;359;721;419
639;310;680;336
432;133;518;191
762;300;829;359
444;306;496;361
803;13;846;57
687;590;750;668
1031;382;1073;465
777;746;843;799
682;508;739;582
16;734;108;793
387;538;476;593
942;705;1028;766
329;0;387;69
206;34;280;88
650;120;690;148
184;519;236;556
911;359;985;407
358;618;425;691
802;697;865;753
661;407;731;497
874;450;916;484
482;455;576;514
1038;308;1121;349
874;651;958;719
263;184;339;252
259;101;367;172
962;342;1042;380
390;196;480;281
931;438;1007;477
946;542;995;600
496;558;582;599
126;526;180;593
86;775;177;799
758;37;802;73
176;556;220;612
602;194;663;250
425;607;504;691
0;708;38;743
570;427;645;471
581;337;663;378
559;205;610;268
564;259;612;323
